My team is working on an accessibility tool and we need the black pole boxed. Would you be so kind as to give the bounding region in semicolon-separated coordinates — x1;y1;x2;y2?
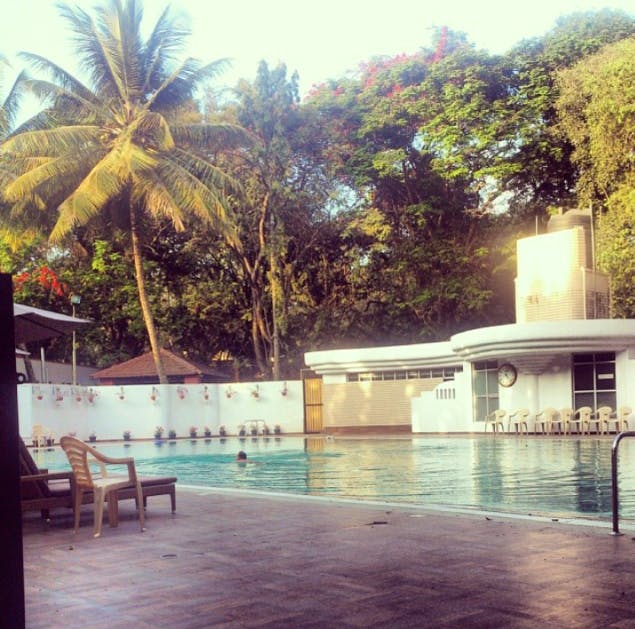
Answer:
0;274;25;626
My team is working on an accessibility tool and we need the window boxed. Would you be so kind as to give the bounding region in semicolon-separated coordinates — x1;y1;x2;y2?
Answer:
345;366;462;382
572;353;616;410
473;361;499;422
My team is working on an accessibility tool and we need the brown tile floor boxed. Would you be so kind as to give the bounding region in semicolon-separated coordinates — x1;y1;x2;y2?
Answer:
22;487;635;628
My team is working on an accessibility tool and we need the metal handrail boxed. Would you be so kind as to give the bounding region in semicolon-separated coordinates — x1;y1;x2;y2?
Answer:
611;431;635;535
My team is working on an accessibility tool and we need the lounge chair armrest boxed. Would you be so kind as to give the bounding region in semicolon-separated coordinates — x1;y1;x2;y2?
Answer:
21;471;73;483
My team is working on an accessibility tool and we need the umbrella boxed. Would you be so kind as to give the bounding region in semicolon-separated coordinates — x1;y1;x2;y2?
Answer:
13;303;91;344
13;303;92;383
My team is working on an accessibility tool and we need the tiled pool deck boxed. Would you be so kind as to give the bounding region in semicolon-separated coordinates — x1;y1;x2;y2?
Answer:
23;486;635;628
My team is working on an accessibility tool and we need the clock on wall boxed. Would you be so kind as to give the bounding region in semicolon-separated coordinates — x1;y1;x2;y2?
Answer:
497;363;517;387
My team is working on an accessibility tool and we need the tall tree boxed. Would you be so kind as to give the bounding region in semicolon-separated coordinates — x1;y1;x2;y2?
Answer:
556;37;635;317
501;9;635;220
0;0;240;383
305;31;515;341
214;62;332;377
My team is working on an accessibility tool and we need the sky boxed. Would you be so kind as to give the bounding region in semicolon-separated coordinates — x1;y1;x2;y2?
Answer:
1;0;634;112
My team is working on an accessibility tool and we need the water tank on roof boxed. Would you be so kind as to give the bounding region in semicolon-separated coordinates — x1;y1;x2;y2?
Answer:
547;208;592;233
547;208;593;268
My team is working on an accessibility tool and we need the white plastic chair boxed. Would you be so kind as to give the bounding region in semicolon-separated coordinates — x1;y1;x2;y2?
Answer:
566;407;592;435
618;406;632;431
589;406;614;434
590;407;612;435
60;436;145;538
508;409;529;435
484;409;507;433
534;408;561;435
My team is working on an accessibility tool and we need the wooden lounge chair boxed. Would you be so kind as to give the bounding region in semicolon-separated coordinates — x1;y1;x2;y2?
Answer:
20;437;85;519
20;437;177;523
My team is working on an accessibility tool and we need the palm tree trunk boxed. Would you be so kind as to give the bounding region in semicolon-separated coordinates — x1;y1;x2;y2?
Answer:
130;208;168;384
270;244;280;381
250;284;269;376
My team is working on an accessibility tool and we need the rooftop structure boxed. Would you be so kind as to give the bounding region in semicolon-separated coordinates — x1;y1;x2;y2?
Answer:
91;348;230;385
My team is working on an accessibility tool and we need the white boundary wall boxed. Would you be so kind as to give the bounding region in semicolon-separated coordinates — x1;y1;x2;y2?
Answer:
18;381;304;442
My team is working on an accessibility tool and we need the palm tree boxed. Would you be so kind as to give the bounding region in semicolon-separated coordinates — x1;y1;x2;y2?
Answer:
0;0;242;383
0;55;25;141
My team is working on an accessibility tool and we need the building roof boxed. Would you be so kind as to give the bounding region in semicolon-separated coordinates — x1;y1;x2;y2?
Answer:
304;319;635;376
304;341;457;375
92;348;228;381
450;319;635;361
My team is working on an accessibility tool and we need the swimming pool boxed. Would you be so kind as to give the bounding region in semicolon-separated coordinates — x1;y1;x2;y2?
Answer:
33;435;635;522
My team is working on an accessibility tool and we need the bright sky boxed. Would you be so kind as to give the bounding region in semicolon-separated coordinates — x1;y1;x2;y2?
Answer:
1;0;633;114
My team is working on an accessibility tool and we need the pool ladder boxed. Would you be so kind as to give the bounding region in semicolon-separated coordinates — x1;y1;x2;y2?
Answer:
611;431;635;535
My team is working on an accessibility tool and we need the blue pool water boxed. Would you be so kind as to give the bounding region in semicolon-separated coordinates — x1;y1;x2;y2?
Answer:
33;435;635;522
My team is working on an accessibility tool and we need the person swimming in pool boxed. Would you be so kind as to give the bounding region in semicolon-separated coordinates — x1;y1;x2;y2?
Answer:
236;450;261;465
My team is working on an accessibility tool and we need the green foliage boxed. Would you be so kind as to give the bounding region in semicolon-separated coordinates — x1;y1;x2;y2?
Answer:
0;0;243;382
501;10;635;219
596;184;635;317
4;7;634;374
556;37;635;316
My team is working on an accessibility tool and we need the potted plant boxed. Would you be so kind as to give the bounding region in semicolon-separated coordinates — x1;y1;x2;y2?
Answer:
274;424;282;435
189;426;198;438
168;429;177;439
123;430;132;441
263;424;270;436
219;425;227;437
203;426;212;438
238;424;246;437
154;426;164;440
88;430;97;443
250;424;258;436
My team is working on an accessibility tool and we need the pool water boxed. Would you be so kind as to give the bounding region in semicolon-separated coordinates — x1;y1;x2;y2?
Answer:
33;435;635;522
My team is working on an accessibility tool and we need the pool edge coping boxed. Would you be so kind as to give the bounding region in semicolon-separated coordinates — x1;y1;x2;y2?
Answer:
176;483;635;534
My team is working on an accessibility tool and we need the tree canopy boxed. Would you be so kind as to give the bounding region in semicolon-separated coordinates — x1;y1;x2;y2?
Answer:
2;3;634;378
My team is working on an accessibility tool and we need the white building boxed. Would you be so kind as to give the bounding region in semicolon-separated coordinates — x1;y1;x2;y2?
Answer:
304;209;635;433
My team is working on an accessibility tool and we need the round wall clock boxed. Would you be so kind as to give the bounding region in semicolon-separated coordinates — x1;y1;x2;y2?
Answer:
497;363;517;387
